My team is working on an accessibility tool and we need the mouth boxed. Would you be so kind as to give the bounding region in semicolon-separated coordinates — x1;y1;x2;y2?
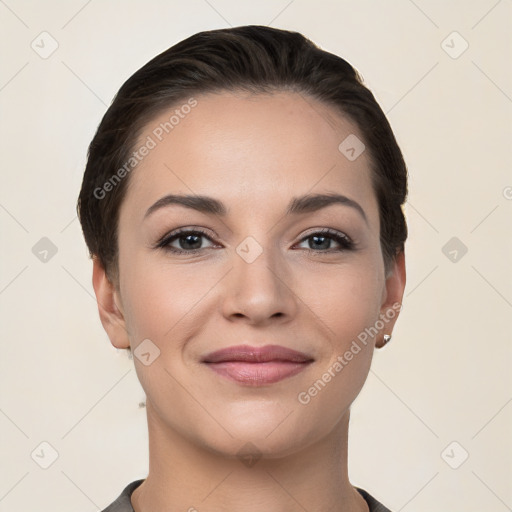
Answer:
201;344;314;386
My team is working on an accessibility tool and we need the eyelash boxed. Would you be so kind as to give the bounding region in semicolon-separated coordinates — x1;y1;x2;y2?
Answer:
155;227;356;255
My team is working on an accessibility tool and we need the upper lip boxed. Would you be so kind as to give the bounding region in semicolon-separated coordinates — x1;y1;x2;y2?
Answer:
202;344;314;363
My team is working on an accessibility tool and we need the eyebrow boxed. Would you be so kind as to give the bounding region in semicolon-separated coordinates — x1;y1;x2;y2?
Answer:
144;192;368;224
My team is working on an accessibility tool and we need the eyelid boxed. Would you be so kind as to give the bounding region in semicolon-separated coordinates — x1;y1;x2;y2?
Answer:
154;226;216;250
299;227;353;242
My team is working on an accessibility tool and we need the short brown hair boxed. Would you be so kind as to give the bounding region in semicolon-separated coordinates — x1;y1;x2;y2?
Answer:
77;25;408;283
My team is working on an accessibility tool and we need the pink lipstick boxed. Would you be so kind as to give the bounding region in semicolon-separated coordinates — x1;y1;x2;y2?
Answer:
202;344;314;386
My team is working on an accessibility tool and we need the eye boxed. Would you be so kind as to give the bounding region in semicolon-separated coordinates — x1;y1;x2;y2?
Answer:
156;228;216;254
295;229;355;252
155;227;355;255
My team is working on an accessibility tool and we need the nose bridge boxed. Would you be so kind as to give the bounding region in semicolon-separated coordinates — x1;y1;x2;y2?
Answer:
234;232;283;292
223;231;295;322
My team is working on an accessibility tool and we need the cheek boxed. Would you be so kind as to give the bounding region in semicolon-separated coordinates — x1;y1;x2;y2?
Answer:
121;261;207;344
292;265;382;419
300;260;383;339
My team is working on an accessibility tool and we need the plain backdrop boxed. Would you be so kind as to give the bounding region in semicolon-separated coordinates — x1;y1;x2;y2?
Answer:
1;1;511;511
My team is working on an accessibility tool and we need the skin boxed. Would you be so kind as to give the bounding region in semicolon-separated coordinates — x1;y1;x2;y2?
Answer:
92;90;406;512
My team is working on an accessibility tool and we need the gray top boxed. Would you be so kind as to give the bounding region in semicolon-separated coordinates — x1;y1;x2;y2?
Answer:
101;479;392;511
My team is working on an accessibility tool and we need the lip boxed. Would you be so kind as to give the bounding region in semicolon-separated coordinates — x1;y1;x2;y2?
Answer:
202;344;314;386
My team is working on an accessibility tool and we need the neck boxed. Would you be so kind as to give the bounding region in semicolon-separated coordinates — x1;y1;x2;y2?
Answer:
131;400;368;512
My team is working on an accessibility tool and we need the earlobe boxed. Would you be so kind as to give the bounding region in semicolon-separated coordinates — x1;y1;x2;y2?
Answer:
376;249;406;349
91;257;130;349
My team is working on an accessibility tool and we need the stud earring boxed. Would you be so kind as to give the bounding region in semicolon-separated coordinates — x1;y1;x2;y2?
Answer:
382;334;392;346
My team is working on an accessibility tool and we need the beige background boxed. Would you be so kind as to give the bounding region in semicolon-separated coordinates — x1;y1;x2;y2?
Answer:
1;1;511;511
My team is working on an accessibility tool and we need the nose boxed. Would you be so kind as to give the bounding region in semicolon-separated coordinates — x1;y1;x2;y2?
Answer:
220;239;298;326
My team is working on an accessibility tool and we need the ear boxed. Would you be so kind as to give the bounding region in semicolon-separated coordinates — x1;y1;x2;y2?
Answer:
375;249;406;349
91;256;130;349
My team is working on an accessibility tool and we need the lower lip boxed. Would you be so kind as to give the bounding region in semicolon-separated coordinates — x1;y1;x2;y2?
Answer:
205;361;312;386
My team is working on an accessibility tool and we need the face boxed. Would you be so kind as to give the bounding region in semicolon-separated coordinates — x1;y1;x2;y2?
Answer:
98;90;405;458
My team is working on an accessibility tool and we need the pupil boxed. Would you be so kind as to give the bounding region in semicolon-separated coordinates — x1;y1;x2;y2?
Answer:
312;235;329;250
182;234;201;250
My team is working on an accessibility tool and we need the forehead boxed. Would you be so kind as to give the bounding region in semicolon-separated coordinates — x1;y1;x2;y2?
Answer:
121;91;378;224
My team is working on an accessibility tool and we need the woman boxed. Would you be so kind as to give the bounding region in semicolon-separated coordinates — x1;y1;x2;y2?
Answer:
77;24;407;512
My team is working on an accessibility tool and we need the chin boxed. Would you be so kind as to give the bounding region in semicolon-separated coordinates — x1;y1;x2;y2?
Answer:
203;428;312;462
196;406;324;460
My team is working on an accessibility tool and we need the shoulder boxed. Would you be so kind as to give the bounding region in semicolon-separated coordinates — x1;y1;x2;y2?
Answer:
355;486;393;512
99;479;144;512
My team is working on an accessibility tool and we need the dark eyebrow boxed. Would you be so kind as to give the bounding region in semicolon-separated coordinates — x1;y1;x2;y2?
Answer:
144;192;368;224
288;193;368;224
